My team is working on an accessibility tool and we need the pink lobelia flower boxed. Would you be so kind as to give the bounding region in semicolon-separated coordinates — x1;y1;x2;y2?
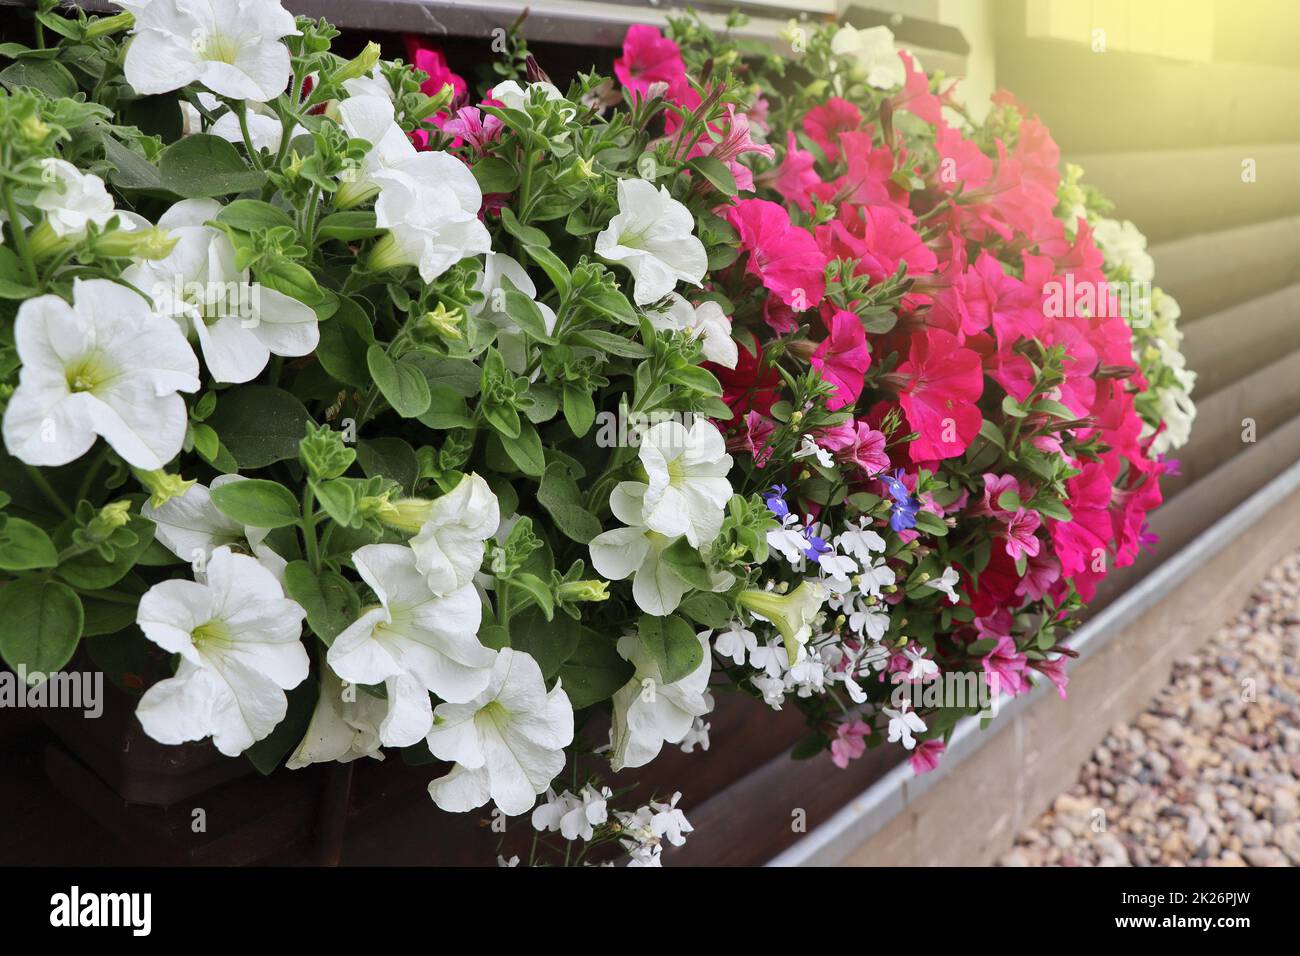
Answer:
1002;507;1042;561
894;327;983;462
615;25;692;104
811;309;871;410
726;199;827;310
831;719;871;769
802;97;863;163
909;738;945;774
687;105;775;193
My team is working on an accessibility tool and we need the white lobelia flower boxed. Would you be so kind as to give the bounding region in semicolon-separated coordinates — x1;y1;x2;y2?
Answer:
135;546;308;756
124;199;318;384
121;0;298;102
588;482;689;616
856;556;896;598
793;434;835;468
531;786;610;841
609;629;712;771
680;714;711;753
142;474;288;582
426;647;574;816
904;646;939;682
470;252;558;375
408;472;501;596
595;178;707;305
836;520;887;563
285;663;388;769
643;293;738;369
327;544;494;746
369;163;492;284
713;621;758;667
2;278;199;469
830;24;906;89
923;565;961;604
637;419;733;548
883;701;927;750
649;792;693;846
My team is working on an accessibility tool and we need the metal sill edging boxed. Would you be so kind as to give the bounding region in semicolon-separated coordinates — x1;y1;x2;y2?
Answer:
767;454;1300;867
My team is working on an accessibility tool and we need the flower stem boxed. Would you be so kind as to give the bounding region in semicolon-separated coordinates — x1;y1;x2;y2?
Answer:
24;464;73;519
2;182;39;288
302;484;321;572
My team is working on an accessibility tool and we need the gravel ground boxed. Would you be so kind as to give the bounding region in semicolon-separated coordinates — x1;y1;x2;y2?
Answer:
999;550;1300;867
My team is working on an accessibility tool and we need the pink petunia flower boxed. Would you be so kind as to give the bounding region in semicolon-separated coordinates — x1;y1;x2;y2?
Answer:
909;739;945;774
802;97;862;163
687;105;775;192
766;131;821;212
811;309;871;410
895;328;983;462
1003;508;1042;561
615;25;693;105
726;199;827;310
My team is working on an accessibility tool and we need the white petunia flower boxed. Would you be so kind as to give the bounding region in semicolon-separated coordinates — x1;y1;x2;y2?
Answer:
830;24;906;89
328;544;494;746
595;178;707;305
470;252;558;375
2;278;199;469
426;647;574;816
142;474;287;582
637;419;733;548
121;0;298;102
713;621;758;667
924;565;961;604
408;472;501;596
884;701;927;750
1093;217;1155;283
135;546;308;756
342;67;395;102
643;293;738;369
33;160;141;240
490;80;567;113
370;163;492;283
588;482;690;616
124;198;318;384
609;629;712;771
285;663;388;769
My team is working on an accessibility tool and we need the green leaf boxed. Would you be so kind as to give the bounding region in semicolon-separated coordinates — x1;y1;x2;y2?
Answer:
356;438;419;494
499;420;546;477
638;614;702;685
210;479;300;528
101;135;167;192
158;134;266;198
524;244;571;298
0;518;58;571
367;345;431;418
678;592;732;628
660;537;712;590
207;386;315;468
0;579;83;677
284;561;359;644
317;210;382;241
536;462;602;544
509;572;554;621
571;329;649;358
996;490;1022;512
509;609;578;679
311;478;356;527
664;364;722;396
558;627;634;708
417;384;475;429
503;288;557;343
1001;394;1028;419
471;157;520;194
0;59;77;98
1034;498;1072;522
316;297;374;388
499;206;549;247
56;516;156;590
562;385;595;438
216;199;294;232
912;510;949;537
688;155;738;196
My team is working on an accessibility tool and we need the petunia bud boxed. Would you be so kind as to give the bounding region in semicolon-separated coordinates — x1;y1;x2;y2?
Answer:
377;496;433;533
333;42;382;85
133;468;196;508
85;11;135;38
557;580;610;604
91;225;178;261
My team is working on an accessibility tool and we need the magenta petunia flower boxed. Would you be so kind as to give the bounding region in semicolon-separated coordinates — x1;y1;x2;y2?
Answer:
725;199;827;310
895;327;983;462
811;309;871;410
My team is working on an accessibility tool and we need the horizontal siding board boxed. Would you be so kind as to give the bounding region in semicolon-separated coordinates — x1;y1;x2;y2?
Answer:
1180;282;1300;398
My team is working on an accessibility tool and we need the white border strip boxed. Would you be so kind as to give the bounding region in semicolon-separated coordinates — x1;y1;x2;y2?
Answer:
768;456;1300;867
